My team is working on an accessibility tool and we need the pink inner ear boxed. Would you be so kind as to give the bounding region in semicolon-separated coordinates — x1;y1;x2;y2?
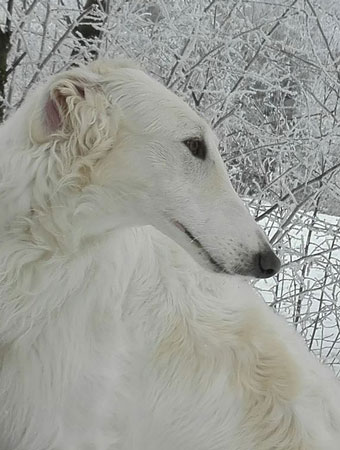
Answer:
45;96;62;132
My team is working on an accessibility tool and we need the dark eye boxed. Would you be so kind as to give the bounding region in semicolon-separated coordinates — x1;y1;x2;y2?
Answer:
183;139;207;160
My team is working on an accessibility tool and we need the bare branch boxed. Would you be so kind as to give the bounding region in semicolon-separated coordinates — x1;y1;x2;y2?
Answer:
256;162;340;222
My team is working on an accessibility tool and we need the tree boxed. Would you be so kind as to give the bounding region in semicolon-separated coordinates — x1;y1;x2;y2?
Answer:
71;0;109;61
0;0;13;122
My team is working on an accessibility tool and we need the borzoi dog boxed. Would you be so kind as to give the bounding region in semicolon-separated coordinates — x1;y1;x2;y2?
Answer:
0;59;339;450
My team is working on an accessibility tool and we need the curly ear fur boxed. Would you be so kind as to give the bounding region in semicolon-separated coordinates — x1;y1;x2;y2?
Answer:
30;68;119;184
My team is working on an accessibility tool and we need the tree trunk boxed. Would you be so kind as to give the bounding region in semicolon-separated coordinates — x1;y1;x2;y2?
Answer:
0;0;14;122
71;0;108;61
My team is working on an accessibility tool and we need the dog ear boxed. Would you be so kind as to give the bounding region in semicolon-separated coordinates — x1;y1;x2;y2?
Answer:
30;68;117;147
30;68;118;182
44;76;87;133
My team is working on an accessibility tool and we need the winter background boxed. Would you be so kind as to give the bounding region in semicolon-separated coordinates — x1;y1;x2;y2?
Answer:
0;0;339;373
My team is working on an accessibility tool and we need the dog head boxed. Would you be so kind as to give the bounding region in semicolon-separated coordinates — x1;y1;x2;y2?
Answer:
28;60;280;278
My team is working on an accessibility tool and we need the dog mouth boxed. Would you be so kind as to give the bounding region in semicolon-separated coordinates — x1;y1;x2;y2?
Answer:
173;220;227;273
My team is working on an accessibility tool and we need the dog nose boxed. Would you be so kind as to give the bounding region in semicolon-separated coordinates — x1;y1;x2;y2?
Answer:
256;250;281;278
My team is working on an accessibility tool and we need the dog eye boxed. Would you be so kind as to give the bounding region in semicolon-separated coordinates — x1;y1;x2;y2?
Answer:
183;139;206;160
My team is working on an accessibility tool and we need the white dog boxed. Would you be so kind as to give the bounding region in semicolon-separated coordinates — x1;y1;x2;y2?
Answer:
0;60;339;450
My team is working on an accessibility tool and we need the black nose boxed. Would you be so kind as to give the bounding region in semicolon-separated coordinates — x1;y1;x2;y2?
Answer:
255;251;281;278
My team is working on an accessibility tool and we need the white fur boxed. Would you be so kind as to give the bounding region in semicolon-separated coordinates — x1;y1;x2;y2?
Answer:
0;60;339;450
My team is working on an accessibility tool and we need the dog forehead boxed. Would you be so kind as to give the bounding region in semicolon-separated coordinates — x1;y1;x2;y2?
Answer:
105;68;205;136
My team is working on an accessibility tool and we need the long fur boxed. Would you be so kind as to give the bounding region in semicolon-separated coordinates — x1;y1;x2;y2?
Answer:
0;60;340;450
